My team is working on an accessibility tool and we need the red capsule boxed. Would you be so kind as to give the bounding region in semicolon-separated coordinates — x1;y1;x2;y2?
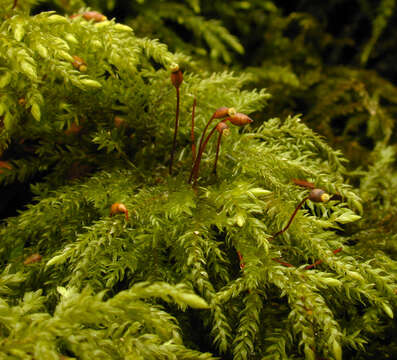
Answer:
114;116;126;128
309;188;330;203
24;253;42;265
227;113;253;126
82;11;107;22
72;56;87;72
18;98;27;106
0;161;12;174
213;107;236;119
64;122;82;135
110;203;129;220
170;64;183;89
215;121;230;134
213;107;229;119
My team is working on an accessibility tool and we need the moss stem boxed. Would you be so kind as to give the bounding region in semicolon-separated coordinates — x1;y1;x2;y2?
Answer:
191;97;197;165
272;196;309;239
169;87;180;175
213;131;223;174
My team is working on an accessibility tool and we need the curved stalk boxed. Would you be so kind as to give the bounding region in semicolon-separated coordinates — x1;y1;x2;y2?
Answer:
188;114;217;182
190;124;218;186
271;247;343;269
272;196;309;239
197;115;216;159
271;257;294;267
191;97;197;164
304;247;343;270
212;131;223;174
169;87;180;174
237;250;245;269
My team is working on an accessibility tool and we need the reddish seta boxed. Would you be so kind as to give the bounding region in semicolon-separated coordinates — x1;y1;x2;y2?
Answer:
237;251;245;269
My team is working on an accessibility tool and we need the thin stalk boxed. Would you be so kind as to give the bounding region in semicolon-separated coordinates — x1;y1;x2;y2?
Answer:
237;250;245;269
212;131;223;174
271;257;294;267
12;0;17;9
304;247;343;270
272;196;309;239
197;115;216;159
191;125;218;187
188;114;216;182
191;97;197;164
169;87;180;175
271;247;343;269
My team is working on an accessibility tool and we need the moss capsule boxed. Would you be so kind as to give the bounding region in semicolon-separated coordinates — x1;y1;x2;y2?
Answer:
309;188;330;203
82;11;107;22
0;161;12;174
170;64;183;89
72;56;87;72
64;122;82;135
110;202;129;220
227;113;253;126
216;121;230;134
24;253;42;265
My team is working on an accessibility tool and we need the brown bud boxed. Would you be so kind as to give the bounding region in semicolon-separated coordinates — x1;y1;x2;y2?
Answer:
309;188;330;203
216;121;230;135
213;107;229;119
0;161;12;174
215;107;229;118
18;98;27;106
212;107;236;119
227;113;253;126
82;11;107;22
110;202;129;220
170;64;183;89
24;253;42;265
72;56;87;71
64;122;82;135
114;116;126;128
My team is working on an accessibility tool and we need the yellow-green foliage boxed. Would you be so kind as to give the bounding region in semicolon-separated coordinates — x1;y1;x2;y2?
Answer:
0;1;396;360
